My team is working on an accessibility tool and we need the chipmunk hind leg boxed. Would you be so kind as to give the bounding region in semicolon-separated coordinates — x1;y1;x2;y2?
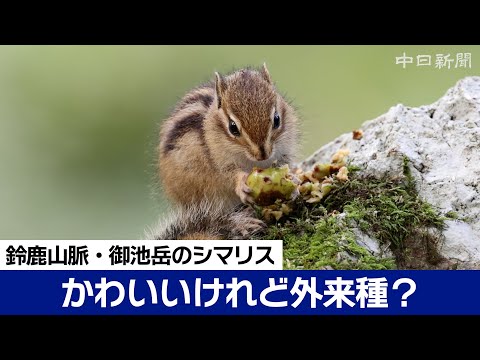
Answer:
227;205;266;239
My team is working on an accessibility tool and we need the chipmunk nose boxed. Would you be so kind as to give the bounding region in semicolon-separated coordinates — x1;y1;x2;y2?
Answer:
256;145;269;161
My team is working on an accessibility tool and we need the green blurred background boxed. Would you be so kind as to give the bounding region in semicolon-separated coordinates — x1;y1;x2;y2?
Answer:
0;45;478;239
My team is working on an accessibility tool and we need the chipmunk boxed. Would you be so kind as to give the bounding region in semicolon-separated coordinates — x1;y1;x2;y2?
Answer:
146;63;300;240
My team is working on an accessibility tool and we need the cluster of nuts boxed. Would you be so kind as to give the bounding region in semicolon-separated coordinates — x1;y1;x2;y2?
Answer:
296;148;350;204
247;148;351;222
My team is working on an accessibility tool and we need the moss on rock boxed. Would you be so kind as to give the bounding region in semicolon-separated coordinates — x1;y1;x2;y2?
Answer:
253;157;449;270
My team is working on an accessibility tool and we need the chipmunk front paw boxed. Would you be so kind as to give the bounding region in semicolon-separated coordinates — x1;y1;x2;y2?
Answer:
235;172;255;205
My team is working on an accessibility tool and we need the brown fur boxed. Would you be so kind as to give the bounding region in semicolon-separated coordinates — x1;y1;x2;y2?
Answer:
155;64;301;239
180;232;222;240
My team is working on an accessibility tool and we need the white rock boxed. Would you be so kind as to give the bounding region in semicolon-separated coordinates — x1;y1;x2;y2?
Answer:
440;220;480;268
301;77;480;268
351;228;394;259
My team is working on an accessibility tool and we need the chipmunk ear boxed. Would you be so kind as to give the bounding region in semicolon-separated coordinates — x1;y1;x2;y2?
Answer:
214;72;226;108
260;62;272;84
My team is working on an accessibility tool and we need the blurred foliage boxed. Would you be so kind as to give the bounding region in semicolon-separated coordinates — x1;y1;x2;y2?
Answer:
0;45;478;239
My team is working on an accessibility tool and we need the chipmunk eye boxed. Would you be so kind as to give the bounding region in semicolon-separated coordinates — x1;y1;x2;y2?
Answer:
273;111;281;129
228;118;240;137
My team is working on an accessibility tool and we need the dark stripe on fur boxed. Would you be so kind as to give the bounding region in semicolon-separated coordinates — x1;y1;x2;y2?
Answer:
163;112;204;153
182;92;214;109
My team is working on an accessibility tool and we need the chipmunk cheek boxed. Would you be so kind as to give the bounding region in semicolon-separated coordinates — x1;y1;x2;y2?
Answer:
244;146;260;161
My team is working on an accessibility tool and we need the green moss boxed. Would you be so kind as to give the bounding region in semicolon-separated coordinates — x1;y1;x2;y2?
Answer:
259;212;395;270
254;156;447;269
445;211;459;220
324;170;445;250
